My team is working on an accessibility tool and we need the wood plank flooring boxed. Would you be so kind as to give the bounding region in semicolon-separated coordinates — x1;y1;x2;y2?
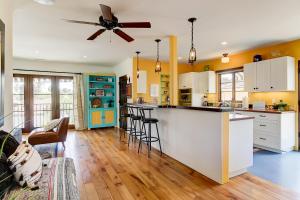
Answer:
58;128;300;200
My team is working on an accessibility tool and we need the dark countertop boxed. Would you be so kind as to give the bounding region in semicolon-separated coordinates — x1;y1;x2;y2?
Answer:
128;103;233;112
158;105;233;112
235;108;295;114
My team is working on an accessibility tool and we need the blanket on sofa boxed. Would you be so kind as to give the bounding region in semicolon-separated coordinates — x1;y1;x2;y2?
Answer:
5;157;80;200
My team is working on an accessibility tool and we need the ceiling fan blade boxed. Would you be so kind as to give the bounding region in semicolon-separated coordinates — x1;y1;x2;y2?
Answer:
64;19;100;26
100;4;113;21
118;22;151;28
87;29;106;40
113;29;134;42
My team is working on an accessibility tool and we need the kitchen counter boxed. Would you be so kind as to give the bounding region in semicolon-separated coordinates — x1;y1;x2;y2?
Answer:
235;108;295;114
127;104;253;184
229;113;255;121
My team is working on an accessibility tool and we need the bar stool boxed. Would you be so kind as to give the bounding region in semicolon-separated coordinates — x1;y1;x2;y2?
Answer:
127;105;144;147
119;104;133;139
138;107;162;158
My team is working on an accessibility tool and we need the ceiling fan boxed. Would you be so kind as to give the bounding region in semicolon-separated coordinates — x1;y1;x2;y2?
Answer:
64;4;151;42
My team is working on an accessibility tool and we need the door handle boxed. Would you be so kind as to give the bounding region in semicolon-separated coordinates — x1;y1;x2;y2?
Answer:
259;115;266;117
259;137;266;140
259;124;266;127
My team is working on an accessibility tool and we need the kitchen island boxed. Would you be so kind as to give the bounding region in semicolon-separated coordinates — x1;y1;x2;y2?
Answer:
131;104;254;184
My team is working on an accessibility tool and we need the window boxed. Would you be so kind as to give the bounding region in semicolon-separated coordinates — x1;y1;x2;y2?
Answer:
219;70;248;102
13;74;74;132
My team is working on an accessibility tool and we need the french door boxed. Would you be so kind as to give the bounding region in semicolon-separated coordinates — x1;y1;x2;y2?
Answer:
13;74;74;132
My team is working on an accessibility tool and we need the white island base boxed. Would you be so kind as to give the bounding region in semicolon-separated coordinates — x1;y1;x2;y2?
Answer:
146;107;254;184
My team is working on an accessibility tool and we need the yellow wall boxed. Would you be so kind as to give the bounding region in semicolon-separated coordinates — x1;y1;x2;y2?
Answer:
194;39;300;149
132;58;194;103
193;39;300;110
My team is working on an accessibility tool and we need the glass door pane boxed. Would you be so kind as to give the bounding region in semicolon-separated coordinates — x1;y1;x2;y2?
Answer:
13;77;25;128
59;78;74;124
33;77;52;127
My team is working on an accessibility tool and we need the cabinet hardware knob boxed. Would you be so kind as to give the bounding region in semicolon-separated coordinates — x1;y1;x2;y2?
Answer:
270;86;273;89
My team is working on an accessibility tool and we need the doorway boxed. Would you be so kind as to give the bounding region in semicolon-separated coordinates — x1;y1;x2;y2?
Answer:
13;74;74;132
119;75;128;129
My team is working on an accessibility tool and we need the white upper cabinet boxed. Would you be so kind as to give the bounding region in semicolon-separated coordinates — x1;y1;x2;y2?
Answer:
198;71;216;93
256;60;271;92
244;63;257;92
270;57;295;91
179;71;216;93
244;56;295;92
178;72;193;89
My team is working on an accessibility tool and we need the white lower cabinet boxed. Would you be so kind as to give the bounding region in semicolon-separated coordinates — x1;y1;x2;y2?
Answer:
235;111;295;152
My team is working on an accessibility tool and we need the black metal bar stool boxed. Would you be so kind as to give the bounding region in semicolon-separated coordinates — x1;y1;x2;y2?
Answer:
119;104;133;139
127;105;145;147
138;107;162;158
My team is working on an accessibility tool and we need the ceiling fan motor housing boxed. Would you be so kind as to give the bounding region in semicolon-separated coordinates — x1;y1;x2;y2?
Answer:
99;16;119;30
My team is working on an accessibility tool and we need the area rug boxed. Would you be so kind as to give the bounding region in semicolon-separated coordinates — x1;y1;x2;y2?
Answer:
34;143;58;159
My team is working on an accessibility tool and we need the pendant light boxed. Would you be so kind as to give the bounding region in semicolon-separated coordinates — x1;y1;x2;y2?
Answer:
188;17;197;64
136;51;141;79
221;53;230;63
34;0;55;5
155;39;162;73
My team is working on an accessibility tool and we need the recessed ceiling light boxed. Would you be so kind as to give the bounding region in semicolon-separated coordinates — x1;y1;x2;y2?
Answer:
221;41;228;45
35;50;40;54
34;0;55;5
83;55;87;58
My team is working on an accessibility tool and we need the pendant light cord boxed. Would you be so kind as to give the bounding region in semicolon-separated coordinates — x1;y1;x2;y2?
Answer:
157;41;160;62
191;21;194;48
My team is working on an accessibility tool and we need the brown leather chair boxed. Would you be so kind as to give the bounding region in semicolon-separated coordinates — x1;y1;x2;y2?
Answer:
28;117;69;149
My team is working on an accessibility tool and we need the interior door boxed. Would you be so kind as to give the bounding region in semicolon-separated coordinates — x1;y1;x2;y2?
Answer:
256;60;270;92
119;75;128;129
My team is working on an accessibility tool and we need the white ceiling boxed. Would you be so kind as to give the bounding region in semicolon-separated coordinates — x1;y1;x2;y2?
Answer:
13;0;300;66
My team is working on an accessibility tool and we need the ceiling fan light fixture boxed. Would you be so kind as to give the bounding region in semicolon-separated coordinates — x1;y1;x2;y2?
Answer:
34;0;55;5
136;51;141;79
222;53;230;63
155;39;162;73
188;17;197;64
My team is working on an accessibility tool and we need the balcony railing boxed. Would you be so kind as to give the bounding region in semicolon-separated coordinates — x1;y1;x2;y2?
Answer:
13;103;74;128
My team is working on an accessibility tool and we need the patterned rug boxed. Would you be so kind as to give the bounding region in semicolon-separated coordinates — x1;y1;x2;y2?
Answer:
34;143;58;159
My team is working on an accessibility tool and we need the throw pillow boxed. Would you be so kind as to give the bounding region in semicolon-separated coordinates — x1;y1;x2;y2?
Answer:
43;118;61;132
7;141;42;189
0;130;20;158
0;153;14;199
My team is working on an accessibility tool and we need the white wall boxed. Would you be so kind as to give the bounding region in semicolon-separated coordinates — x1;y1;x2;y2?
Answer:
0;0;13;131
13;58;114;74
113;58;133;127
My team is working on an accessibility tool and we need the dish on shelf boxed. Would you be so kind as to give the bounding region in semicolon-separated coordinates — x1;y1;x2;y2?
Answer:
91;98;101;108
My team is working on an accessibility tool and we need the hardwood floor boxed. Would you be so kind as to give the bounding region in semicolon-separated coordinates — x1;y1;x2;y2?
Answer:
58;128;300;200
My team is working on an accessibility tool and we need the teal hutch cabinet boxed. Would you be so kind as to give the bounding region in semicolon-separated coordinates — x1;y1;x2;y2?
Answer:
85;74;117;129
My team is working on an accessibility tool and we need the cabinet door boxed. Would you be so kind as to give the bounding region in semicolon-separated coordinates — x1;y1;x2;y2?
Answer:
104;110;115;124
256;60;270;92
244;63;257;92
91;110;102;126
179;73;192;89
270;57;287;91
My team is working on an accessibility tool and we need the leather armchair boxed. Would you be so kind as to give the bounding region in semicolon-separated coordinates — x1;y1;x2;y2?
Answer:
28;117;69;149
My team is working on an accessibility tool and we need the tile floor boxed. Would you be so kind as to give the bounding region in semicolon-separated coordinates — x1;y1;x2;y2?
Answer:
248;150;300;192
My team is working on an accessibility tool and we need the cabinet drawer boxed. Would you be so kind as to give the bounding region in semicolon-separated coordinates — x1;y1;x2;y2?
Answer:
254;133;280;149
254;113;280;122
254;121;280;135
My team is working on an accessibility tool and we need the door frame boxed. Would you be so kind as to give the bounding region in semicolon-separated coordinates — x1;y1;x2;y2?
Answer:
13;74;74;132
119;75;128;129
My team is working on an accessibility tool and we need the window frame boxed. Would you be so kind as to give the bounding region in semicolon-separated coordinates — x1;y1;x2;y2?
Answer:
13;74;74;132
217;67;245;102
